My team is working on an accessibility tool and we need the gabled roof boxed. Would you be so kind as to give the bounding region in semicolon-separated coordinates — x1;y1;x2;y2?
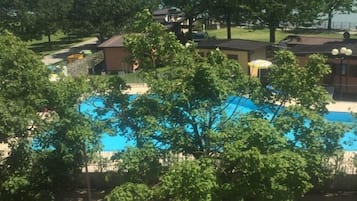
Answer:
98;35;125;48
197;39;272;51
280;35;341;45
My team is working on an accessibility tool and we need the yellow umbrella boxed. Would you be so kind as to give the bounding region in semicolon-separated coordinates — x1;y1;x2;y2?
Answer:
248;59;272;77
248;59;272;69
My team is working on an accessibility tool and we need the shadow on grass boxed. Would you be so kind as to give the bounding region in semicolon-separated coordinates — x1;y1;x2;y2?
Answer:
29;38;84;55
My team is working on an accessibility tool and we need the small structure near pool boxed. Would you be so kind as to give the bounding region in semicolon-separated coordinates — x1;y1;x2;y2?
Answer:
98;35;138;73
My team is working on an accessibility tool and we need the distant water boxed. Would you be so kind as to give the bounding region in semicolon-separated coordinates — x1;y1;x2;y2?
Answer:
333;12;357;23
321;12;357;30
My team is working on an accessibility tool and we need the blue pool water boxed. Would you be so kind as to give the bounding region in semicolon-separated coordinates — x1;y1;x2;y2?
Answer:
80;97;357;151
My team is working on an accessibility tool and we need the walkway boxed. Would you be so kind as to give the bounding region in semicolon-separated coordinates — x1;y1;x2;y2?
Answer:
41;37;99;66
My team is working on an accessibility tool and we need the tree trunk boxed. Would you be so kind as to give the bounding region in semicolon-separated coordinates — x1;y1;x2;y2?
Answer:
327;11;333;30
269;25;276;43
98;33;105;43
188;17;194;40
47;29;52;48
226;9;232;39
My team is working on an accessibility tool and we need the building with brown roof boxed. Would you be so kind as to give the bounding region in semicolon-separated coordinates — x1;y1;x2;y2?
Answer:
98;35;138;72
280;34;357;98
197;39;272;74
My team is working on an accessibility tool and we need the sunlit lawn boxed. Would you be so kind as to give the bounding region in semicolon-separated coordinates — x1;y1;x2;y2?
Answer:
26;32;94;56
207;26;356;42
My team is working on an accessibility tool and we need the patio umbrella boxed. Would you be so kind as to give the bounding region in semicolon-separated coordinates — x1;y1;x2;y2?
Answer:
248;59;272;78
248;59;272;69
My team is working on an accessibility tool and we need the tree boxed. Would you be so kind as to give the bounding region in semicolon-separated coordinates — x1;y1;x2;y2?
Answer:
286;1;326;28
218;118;312;200
0;0;42;41
207;0;250;39
124;9;185;71
102;12;348;200
121;12;256;158
0;0;74;45
162;0;206;39
0;32;102;201
67;0;160;42
261;51;349;189
34;0;74;47
247;0;298;43
105;183;153;201
157;160;217;201
111;144;163;185
321;0;356;30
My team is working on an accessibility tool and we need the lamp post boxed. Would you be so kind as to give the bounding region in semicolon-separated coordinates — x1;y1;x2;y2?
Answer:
331;47;352;99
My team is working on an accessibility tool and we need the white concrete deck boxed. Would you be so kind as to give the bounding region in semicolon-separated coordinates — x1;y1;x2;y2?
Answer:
125;83;357;113
327;101;357;113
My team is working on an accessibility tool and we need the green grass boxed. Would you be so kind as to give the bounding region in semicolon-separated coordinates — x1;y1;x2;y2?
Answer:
118;72;144;83
206;27;357;42
26;32;94;56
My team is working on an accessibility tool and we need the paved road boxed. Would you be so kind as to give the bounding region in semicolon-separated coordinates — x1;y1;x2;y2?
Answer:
41;37;99;66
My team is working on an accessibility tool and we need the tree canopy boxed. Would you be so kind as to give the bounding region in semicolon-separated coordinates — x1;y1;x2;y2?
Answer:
100;10;350;201
0;32;103;201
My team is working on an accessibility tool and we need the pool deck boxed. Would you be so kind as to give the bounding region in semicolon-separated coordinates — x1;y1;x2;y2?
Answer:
125;83;357;113
327;101;357;113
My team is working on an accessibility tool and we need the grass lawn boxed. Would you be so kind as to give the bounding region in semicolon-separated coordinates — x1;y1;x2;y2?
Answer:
118;72;144;83
207;27;357;42
26;32;94;56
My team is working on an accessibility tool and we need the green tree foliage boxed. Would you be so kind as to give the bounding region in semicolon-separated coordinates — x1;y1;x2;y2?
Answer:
0;32;102;201
111;144;163;185
263;51;332;117
157;160;217;201
0;31;49;140
34;0;74;46
286;1;326;28
67;0;160;42
260;51;349;189
218;116;312;200
248;0;298;42
124;9;185;71
102;10;348;201
206;0;251;39
321;0;356;30
162;0;206;38
105;183;153;201
0;0;73;45
0;0;42;41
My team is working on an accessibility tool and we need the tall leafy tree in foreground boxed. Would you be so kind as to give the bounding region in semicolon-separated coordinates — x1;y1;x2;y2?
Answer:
103;10;349;201
0;32;101;201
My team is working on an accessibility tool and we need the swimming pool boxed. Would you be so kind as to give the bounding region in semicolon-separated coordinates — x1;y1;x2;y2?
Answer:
80;97;357;151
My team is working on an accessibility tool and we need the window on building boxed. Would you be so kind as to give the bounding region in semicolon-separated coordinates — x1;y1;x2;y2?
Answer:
227;54;238;61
